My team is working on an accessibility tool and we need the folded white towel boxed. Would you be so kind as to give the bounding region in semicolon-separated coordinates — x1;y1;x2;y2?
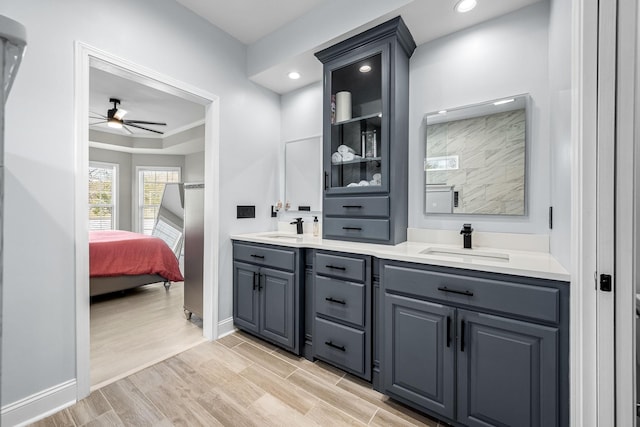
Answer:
337;145;355;155
359;180;370;186
347;183;359;187
342;152;355;161
372;173;382;181
370;180;381;186
331;152;342;164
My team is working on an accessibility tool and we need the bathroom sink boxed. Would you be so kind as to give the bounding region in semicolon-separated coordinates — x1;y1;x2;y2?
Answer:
419;247;510;262
257;233;302;241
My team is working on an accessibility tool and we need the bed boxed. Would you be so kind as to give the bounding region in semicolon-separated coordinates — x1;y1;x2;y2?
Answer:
89;230;184;297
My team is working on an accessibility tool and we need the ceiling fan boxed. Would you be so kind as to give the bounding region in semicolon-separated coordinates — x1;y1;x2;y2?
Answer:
90;98;167;135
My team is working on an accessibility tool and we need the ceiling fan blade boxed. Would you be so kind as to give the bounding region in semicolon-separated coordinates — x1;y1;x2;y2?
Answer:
90;111;107;118
127;123;165;134
114;108;128;120
122;124;134;135
123;120;167;126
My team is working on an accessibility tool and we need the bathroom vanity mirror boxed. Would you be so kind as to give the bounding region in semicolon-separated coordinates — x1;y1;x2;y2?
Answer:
284;136;322;212
424;94;528;215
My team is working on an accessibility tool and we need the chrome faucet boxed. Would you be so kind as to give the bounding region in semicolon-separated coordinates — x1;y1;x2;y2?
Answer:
291;217;304;234
460;223;473;249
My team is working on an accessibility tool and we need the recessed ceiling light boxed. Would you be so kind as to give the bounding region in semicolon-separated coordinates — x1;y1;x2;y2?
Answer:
454;0;477;13
288;71;301;80
438;110;447;114
359;65;372;73
494;98;515;106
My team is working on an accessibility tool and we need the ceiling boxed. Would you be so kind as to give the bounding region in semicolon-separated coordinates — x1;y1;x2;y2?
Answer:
176;0;545;94
89;66;205;154
91;0;545;155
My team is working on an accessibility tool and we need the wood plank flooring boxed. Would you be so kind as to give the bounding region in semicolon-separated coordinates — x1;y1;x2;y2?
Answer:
90;281;206;389
33;331;446;426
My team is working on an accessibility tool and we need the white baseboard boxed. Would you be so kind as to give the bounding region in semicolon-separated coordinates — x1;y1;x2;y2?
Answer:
217;316;235;338
1;379;77;427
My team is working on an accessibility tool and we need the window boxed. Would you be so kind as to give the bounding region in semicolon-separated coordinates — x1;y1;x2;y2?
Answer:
137;167;181;235
89;162;118;230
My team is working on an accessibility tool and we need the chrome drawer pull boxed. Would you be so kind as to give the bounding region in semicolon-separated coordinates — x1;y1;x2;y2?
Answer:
342;227;362;231
437;286;474;297
325;265;346;271
250;254;265;259
325;341;346;352
325;297;346;305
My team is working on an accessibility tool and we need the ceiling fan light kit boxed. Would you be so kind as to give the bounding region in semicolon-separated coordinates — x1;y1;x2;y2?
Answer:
90;98;167;135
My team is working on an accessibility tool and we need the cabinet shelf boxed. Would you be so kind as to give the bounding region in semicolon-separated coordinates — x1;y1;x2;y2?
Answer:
332;156;382;166
333;112;382;126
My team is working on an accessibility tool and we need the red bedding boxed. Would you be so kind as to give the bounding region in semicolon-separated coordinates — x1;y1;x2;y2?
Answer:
89;230;184;282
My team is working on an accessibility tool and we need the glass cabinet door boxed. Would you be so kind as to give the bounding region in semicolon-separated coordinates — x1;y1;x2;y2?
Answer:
326;48;388;193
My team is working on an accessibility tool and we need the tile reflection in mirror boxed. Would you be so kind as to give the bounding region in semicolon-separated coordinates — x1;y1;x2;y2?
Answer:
424;94;528;215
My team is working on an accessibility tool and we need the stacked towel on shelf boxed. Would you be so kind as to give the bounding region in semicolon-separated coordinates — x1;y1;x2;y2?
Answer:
331;152;342;164
331;149;361;163
337;145;355;155
370;173;382;186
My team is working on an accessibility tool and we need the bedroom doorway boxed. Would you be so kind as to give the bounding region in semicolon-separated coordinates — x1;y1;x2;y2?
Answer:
75;42;221;399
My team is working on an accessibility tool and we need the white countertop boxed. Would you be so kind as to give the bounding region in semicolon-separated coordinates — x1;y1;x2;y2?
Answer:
230;231;571;282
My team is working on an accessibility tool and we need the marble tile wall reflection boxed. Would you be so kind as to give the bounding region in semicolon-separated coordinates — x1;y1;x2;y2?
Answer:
426;109;525;215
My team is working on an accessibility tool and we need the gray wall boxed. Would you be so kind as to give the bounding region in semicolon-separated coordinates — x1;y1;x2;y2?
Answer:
184;151;205;182
89;148;133;231
547;0;572;269
1;0;280;407
89;148;187;232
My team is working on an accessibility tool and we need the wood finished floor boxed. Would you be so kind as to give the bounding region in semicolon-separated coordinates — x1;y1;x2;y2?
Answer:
90;281;205;388
33;331;446;426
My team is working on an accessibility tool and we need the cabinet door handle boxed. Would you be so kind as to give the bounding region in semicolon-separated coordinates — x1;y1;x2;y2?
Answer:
250;254;265;259
438;286;474;297
325;297;346;305
446;316;451;347
460;320;466;352
325;341;346;352
324;172;328;190
342;227;362;231
325;265;346;271
258;274;263;291
342;205;362;209
252;272;258;290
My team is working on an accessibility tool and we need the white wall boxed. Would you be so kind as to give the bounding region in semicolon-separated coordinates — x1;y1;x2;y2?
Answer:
282;4;556;238
409;2;551;235
547;0;572;269
1;0;280;408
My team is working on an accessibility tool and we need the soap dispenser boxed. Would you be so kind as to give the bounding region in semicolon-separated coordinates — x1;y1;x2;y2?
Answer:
313;216;319;237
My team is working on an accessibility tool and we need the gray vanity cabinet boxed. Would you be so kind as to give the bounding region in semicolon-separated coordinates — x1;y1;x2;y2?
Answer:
232;241;303;355
384;293;455;419
457;310;559;427
313;251;372;380
381;260;569;427
315;17;416;245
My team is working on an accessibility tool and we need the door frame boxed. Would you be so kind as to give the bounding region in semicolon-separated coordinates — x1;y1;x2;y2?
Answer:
614;0;639;424
73;41;221;399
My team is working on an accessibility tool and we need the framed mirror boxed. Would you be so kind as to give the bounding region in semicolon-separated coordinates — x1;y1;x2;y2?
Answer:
284;136;322;212
424;94;528;216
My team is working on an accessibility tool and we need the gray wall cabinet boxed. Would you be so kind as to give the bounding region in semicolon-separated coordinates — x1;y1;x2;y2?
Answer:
315;17;416;245
232;241;304;354
381;260;569;427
